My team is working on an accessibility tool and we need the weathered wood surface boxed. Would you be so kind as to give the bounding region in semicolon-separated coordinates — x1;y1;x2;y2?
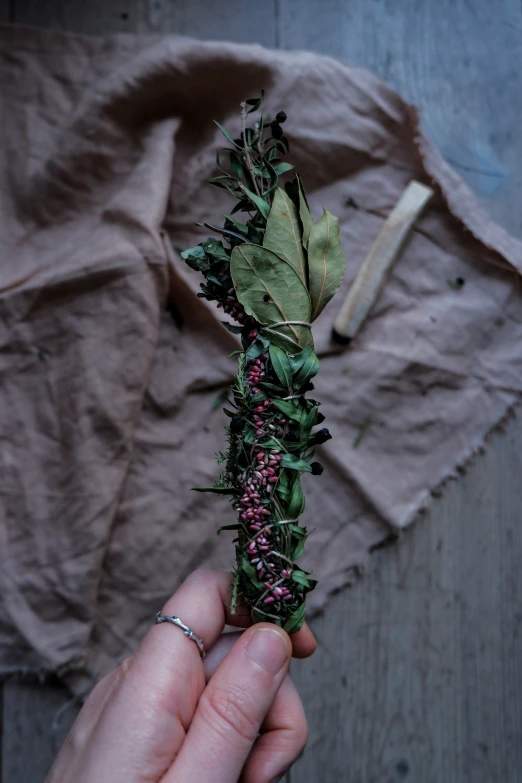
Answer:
3;1;522;781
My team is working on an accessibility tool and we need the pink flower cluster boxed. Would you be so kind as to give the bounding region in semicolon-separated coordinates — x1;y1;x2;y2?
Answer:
239;446;294;605
239;448;281;534
246;354;265;395
217;288;245;323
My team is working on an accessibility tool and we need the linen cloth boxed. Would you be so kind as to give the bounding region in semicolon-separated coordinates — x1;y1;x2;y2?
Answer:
1;25;521;692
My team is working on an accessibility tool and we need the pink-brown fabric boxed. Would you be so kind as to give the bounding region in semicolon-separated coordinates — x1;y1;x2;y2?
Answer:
1;26;521;693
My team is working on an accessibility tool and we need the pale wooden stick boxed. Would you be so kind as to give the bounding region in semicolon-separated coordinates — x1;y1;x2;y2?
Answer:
332;180;434;343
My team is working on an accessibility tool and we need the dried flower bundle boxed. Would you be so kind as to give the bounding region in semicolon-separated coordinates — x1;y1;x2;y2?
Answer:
181;93;346;633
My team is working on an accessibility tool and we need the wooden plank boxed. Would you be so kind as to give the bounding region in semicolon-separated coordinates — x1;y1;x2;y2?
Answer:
2;678;80;782
11;0;277;45
5;3;522;783
290;414;522;783
278;0;522;238
0;1;12;23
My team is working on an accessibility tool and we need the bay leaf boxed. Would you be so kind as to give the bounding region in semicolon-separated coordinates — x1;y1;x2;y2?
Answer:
230;244;313;350
263;187;307;284
308;208;346;321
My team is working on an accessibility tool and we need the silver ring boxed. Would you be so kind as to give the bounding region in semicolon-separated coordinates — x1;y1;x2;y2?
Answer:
154;612;206;658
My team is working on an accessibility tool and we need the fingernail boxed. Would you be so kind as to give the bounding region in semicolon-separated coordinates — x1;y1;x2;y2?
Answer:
245;628;289;674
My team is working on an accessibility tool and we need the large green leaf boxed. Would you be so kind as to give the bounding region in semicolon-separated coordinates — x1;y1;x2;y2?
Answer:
308;208;346;320
230;244;313;350
263;187;307;285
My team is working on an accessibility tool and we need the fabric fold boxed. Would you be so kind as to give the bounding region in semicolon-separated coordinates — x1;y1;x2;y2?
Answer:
0;26;520;692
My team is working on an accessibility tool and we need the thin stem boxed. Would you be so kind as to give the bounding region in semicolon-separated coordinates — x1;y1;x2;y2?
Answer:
269;550;294;565
195;222;250;245
240;102;262;198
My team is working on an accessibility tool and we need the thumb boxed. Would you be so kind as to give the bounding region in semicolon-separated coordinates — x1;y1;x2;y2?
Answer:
163;624;291;783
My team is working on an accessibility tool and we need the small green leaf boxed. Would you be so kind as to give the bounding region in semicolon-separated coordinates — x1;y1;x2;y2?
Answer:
287;479;306;518
242;558;264;589
222;214;249;235
211;389;229;410
292;570;311;587
220;321;243;335
245;340;265;362
263;188;307;285
283;601;306;634
202;238;230;262
180;245;209;273
290;524;307;539
217;523;241;534
291;538;306;560
245;90;265;113
239;185;271;219
214;120;241;149
272;398;303;422
260;381;286;395
280;454;312;472
289;346;313;374
293;351;320;388
273;162;295;176
269;345;293;389
308;208;347;320
229;151;243;180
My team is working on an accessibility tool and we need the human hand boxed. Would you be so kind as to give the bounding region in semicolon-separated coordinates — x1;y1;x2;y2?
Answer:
46;569;316;783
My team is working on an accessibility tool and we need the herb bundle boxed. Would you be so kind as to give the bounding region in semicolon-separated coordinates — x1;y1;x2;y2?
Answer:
181;94;346;633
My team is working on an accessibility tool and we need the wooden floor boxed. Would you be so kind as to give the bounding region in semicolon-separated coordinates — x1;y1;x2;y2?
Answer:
2;2;522;781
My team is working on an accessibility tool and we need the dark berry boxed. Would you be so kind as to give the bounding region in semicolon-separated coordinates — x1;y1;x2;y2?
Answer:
316;412;326;424
311;462;324;475
314;428;332;445
285;430;300;443
230;417;243;433
271;122;283;140
275;111;287;124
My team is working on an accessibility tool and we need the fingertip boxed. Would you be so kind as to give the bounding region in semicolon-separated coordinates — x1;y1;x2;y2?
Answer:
290;623;317;659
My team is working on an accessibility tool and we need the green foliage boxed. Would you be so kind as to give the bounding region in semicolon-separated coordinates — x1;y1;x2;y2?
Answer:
263;187;307;284
230;243;313;351
308;208;346;320
180;95;347;633
268;345;293;389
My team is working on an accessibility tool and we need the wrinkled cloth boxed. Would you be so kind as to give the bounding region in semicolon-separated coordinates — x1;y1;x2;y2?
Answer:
0;25;521;694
